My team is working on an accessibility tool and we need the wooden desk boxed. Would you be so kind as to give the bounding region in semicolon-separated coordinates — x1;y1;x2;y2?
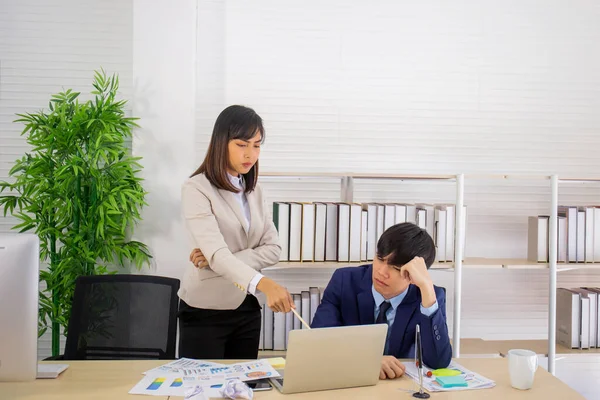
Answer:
483;339;600;357
254;358;583;399
0;360;168;400
0;358;584;399
457;338;501;357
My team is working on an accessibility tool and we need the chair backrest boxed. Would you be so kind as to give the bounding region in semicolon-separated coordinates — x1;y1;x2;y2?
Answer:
64;274;180;360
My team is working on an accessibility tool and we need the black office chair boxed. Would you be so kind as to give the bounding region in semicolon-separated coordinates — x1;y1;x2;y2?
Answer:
62;274;180;360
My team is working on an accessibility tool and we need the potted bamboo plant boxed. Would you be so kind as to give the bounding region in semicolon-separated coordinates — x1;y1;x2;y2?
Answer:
0;70;152;357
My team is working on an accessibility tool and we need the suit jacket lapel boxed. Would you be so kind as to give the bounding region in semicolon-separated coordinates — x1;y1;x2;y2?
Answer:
217;189;249;235
387;285;419;357
357;266;375;324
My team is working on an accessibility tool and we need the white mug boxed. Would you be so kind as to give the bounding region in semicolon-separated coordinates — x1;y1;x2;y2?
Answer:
508;349;539;390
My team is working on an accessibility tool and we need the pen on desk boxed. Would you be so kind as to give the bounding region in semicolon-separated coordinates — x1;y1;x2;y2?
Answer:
291;308;311;329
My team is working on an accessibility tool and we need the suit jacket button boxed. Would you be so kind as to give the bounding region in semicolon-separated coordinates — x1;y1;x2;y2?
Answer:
434;330;439;335
433;325;438;330
436;335;441;340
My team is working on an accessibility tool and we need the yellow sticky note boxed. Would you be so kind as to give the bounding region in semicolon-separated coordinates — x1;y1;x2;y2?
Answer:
432;368;461;377
265;357;286;369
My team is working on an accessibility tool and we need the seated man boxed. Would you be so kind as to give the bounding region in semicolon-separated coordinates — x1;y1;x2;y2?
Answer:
311;222;452;379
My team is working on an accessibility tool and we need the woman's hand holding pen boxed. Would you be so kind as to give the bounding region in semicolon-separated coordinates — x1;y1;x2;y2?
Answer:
257;277;295;313
190;248;294;313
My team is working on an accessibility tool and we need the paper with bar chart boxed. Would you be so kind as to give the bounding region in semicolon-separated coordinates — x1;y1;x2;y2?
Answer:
129;375;187;396
130;359;280;396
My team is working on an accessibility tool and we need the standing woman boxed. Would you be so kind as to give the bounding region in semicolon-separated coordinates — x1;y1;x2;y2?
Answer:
179;105;293;359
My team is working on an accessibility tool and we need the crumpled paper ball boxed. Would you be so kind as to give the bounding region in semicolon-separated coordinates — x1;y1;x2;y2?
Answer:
222;378;254;399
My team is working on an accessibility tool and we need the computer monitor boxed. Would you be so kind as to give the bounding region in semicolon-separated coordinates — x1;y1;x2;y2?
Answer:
0;233;39;381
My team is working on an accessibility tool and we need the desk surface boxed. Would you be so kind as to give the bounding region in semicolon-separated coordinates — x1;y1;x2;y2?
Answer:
1;360;168;400
0;358;584;400
484;339;600;357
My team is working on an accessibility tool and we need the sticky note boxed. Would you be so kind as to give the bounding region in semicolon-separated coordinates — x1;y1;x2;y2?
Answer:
435;375;468;388
432;368;461;377
265;357;286;369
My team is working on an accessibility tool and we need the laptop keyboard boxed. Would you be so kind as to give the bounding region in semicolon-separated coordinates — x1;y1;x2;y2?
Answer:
275;378;284;386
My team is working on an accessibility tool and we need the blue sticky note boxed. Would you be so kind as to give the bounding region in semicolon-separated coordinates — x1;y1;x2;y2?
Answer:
435;375;468;388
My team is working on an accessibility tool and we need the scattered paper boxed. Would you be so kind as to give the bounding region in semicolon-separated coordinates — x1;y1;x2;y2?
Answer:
130;359;279;397
404;361;496;392
180;360;280;386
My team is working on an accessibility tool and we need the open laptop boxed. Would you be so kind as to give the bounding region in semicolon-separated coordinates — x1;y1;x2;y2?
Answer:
269;324;387;394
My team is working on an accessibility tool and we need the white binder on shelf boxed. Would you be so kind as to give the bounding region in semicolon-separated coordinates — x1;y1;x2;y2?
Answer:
417;204;435;238
337;203;351;262
325;203;338;261
376;205;385;243
300;203;315;262
314;203;327;262
416;208;427;230
582;287;600;347
405;205;417;224
434;208;447;262
309;287;320;324
394;204;407;224
384;204;395;230
288;203;302;262
585;207;594;263
273;202;290;261
574;288;598;348
556;288;580;349
363;203;378;261
581;293;591;349
273;311;286;351
301;291;310;329
292;294;302;330
527;216;549;263
577;209;585;263
349;204;362;262
360;210;368;261
558;216;567;263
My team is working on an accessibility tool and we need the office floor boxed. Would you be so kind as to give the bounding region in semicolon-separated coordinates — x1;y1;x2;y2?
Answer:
538;355;600;400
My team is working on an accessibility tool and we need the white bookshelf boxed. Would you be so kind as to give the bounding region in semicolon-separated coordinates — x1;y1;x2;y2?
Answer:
546;176;600;373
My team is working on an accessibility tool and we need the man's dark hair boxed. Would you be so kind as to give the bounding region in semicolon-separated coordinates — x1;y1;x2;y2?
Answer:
376;222;436;269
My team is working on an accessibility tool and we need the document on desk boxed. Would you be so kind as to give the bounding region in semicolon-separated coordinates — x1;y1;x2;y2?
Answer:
178;360;281;385
142;358;226;376
131;359;280;396
128;375;222;397
404;361;496;392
